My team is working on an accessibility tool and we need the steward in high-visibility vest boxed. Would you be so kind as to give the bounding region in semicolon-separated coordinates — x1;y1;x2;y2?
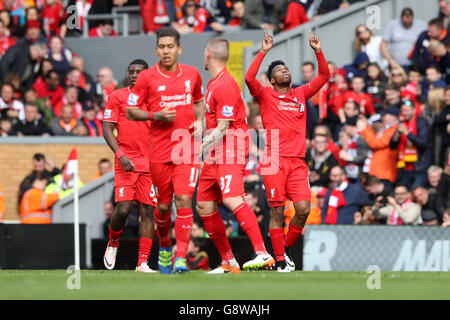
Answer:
19;177;59;224
45;173;84;199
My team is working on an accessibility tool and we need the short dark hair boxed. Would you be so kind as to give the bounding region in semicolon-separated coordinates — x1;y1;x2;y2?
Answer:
428;18;444;29
100;19;114;26
394;183;409;191
401;7;414;17
128;59;149;69
156;26;181;46
365;175;381;186
45;69;59;79
267;60;285;81
345;100;360;112
408;65;422;74
425;64;441;73
99;158;111;164
331;165;346;175
33;153;45;161
384;83;400;92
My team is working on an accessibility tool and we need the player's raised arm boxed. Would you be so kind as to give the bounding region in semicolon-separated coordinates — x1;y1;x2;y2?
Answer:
245;31;273;97
296;30;330;100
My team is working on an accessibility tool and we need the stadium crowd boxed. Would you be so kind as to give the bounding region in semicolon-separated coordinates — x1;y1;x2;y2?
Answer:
0;0;449;236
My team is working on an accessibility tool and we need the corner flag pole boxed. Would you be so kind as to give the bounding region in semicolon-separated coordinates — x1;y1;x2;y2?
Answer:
74;162;80;271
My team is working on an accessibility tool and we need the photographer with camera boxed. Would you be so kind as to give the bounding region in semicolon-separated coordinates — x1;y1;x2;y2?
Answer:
372;183;421;225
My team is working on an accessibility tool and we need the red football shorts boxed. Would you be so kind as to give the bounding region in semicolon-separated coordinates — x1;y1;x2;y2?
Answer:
114;170;157;207
197;163;246;203
262;157;311;208
150;162;199;204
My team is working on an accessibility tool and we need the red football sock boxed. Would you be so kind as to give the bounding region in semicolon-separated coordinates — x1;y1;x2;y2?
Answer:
285;223;303;248
233;203;267;255
174;208;193;259
137;237;153;266
269;228;285;262
200;210;235;262
108;225;123;247
154;207;172;248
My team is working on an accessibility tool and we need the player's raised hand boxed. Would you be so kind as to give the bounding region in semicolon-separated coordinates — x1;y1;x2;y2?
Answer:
119;154;135;172
261;31;273;55
155;105;176;122
309;30;322;53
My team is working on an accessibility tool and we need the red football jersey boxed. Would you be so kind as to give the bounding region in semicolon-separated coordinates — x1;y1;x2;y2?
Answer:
204;68;249;163
343;91;375;116
103;87;151;172
245;51;330;158
129;63;203;163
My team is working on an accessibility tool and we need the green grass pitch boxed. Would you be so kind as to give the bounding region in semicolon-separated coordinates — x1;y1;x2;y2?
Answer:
0;270;449;300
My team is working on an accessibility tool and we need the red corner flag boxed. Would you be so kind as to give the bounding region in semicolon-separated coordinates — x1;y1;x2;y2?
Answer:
62;148;78;189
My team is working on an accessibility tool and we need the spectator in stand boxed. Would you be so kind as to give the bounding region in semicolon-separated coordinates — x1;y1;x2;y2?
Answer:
228;0;244;28
421;64;447;101
1;0;25;37
47;36;73;79
4;72;21;100
358;107;399;187
140;0;170;34
33;58;55;89
18;152;60;208
313;124;341;161
65;67;91;106
354;203;384;225
343;51;369;81
425;87;445;126
388;65;408;89
243;0;275;31
407;65;423;87
390;100;432;190
321;165;368;224
80;104;102;136
11;103;51;136
337;100;360;132
432;85;450;167
426;165;443;195
41;0;66;38
382;84;402;111
306;133;339;188
33;69;65;110
0;19;15;58
411;18;448;73
92;158;112;180
22;19;46;44
19;174;60;224
49;104;87;136
22;86;52;126
0;41;47;87
343;75;375;117
412;186;442;225
380;7;427;70
88;19;118;37
337;118;370;183
363;175;393;205
0;82;24;124
282;0;309;32
326;67;348;132
439;0;450;28
366;62;387;113
71;56;94;93
90;66;116;103
373;183;421;225
354;24;389;73
54;85;82;119
172;0;222;34
0;115;13;136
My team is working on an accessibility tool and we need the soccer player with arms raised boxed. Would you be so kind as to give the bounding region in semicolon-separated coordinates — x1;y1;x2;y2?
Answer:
102;59;157;273
126;27;204;274
245;31;330;272
196;37;275;274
